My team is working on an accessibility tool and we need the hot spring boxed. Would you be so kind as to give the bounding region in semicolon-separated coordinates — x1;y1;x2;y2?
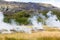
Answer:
0;11;60;34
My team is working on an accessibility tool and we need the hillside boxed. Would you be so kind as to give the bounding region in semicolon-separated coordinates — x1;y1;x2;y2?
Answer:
0;1;60;25
0;1;58;13
0;1;60;15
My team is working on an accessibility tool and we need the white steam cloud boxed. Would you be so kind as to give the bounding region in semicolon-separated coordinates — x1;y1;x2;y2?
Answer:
0;11;60;34
0;12;32;34
29;15;43;31
46;11;60;28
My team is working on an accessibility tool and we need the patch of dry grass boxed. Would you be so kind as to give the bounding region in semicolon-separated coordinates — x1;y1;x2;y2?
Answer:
0;31;60;40
0;25;60;40
43;25;60;31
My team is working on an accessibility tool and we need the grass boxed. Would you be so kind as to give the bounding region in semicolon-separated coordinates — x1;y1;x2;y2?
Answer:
5;37;60;40
43;25;60;31
0;31;60;40
37;37;60;40
2;37;60;40
0;25;60;40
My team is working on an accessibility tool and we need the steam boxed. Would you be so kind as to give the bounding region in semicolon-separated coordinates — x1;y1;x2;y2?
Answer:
0;12;13;33
39;13;46;20
46;11;60;28
0;12;32;34
0;11;60;34
29;11;60;29
29;16;43;31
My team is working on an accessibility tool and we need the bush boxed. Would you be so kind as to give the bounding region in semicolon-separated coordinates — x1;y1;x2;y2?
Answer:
52;10;60;20
3;17;11;23
3;11;30;25
15;17;29;25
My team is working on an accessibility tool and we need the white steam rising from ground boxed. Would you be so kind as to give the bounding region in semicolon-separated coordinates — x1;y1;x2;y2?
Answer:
0;11;60;34
0;12;32;34
29;16;43;31
46;11;60;28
